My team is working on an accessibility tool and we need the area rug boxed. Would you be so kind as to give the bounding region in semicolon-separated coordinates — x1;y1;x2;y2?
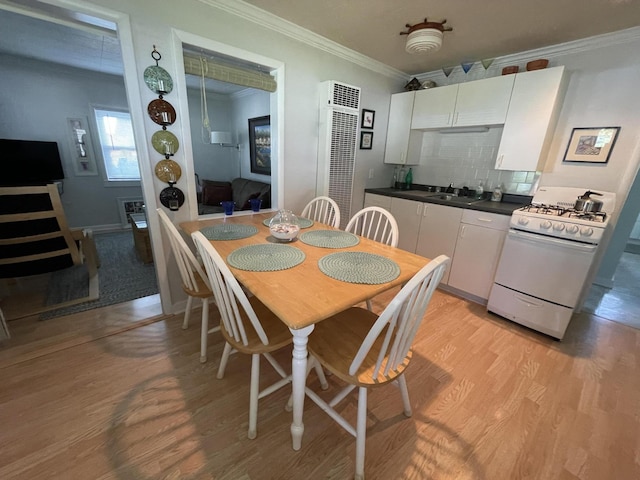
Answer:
40;231;158;320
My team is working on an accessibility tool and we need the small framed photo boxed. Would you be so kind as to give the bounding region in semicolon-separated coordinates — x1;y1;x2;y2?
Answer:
248;115;271;175
563;127;620;164
361;109;375;129
360;131;373;150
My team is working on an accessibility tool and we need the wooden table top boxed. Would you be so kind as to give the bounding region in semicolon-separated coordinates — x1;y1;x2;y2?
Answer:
181;212;431;330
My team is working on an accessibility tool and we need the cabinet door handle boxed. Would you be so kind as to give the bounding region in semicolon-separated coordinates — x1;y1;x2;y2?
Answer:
416;204;422;216
459;225;466;239
454;111;459;125
401;151;406;163
422;205;428;217
447;113;452;126
496;154;504;168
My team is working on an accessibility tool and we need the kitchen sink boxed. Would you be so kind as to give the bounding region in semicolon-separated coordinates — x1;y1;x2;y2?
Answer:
402;190;441;197
434;194;485;205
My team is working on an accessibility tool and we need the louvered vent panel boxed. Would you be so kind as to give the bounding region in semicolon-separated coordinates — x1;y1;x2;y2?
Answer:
329;82;360;111
328;110;358;229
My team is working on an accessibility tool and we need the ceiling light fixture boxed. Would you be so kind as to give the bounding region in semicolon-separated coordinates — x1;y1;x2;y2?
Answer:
400;18;453;54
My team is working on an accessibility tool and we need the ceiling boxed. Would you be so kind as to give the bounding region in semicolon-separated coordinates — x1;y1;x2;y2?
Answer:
243;0;640;75
1;0;639;84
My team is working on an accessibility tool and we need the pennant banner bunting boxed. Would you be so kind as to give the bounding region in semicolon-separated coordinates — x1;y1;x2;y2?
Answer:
442;66;454;77
481;58;495;70
461;62;474;74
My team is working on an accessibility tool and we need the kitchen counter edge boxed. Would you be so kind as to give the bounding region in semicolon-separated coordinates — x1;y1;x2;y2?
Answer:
365;188;531;216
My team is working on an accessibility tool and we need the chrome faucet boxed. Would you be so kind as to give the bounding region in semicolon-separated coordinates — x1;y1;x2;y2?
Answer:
446;183;454;193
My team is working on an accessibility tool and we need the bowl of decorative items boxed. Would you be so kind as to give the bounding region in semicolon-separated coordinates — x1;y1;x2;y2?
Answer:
269;209;300;242
501;65;519;75
526;59;549;71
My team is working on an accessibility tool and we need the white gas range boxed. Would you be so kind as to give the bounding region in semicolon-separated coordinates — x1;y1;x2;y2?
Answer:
488;187;616;339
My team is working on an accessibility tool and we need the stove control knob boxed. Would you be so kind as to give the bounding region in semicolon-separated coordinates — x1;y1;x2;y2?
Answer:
517;217;529;226
581;227;594;237
553;223;565;231
566;225;579;234
540;220;552;229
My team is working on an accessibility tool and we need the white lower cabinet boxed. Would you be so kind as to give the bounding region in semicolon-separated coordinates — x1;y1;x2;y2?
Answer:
448;210;510;300
389;197;422;252
415;204;463;285
364;193;510;300
363;193;392;209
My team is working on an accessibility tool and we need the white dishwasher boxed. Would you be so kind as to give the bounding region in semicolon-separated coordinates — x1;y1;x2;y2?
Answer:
448;209;510;301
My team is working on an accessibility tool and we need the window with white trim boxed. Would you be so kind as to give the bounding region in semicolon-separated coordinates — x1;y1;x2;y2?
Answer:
94;108;140;181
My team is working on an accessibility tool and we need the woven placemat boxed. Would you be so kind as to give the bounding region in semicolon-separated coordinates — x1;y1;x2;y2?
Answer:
299;230;360;249
227;244;305;271
318;252;400;284
263;217;314;229
200;224;258;241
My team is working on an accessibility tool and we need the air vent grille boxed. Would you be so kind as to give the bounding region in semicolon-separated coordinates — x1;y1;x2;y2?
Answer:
328;110;358;228
326;81;360;111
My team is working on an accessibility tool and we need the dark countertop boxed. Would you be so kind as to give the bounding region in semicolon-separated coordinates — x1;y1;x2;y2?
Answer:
365;187;532;216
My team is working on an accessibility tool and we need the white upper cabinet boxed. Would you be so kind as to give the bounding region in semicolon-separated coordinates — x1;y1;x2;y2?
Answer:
495;66;565;171
411;84;458;129
411;75;514;129
383;91;423;164
454;75;514;126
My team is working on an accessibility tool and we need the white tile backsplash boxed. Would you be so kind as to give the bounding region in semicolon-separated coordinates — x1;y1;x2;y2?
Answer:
411;127;539;194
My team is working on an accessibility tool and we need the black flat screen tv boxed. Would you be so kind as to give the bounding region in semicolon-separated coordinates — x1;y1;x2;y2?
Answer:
1;138;65;186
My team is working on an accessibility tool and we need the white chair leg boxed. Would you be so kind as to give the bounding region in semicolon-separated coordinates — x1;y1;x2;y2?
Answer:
365;298;373;311
183;295;193;329
354;387;368;480
398;375;412;417
217;342;232;379
248;353;260;439
313;358;329;390
200;298;209;363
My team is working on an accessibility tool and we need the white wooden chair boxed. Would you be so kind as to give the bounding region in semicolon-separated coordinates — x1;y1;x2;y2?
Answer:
304;255;450;480
156;208;219;363
301;196;341;228
345;206;400;310
191;231;327;439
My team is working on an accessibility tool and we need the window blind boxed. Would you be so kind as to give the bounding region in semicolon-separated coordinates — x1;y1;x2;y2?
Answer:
183;53;277;93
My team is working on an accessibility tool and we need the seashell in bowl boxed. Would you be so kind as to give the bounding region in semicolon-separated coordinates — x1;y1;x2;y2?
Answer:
269;223;300;241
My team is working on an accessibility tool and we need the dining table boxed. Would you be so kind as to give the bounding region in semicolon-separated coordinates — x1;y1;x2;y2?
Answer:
180;211;431;450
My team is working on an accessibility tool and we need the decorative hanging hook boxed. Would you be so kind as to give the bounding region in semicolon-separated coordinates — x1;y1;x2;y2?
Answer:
151;45;161;66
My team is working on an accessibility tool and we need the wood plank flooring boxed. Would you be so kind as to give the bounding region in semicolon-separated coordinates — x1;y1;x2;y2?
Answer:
0;289;638;479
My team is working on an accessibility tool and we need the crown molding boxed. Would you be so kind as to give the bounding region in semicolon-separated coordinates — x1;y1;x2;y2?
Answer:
494;26;640;67
416;26;640;81
198;0;407;82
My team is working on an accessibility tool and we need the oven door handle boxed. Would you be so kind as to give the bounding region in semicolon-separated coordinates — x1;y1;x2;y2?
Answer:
508;229;598;253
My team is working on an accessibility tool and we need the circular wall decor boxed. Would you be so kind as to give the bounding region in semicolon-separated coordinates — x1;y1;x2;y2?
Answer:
147;99;176;126
143;65;174;95
154;159;182;183
151;130;180;155
159;184;185;211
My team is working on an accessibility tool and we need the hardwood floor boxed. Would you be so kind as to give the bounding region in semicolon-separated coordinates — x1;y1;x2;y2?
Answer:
0;289;638;479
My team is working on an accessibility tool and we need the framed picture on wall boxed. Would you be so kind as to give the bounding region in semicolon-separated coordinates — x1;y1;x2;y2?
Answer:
361;109;375;129
248;115;271;175
360;131;373;150
562;127;620;164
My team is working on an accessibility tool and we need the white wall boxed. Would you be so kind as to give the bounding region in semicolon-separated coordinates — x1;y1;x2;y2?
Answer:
418;31;640;293
230;90;271;182
0;53;143;230
66;0;401;313
186;86;237;182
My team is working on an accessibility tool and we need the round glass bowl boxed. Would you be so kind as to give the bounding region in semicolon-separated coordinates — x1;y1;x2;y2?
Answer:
269;209;300;242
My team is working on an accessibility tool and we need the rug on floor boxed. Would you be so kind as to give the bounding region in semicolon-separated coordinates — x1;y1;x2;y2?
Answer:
41;231;158;320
